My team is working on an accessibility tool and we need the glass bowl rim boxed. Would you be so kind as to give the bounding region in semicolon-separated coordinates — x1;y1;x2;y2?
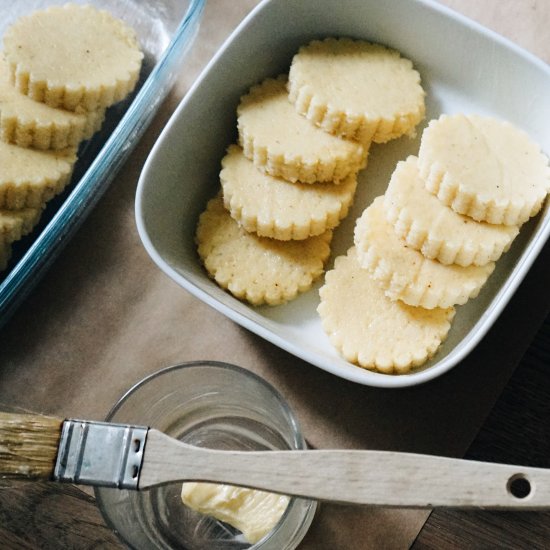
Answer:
97;359;318;549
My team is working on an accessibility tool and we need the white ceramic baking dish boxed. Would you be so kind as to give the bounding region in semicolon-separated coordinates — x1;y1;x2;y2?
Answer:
136;0;550;388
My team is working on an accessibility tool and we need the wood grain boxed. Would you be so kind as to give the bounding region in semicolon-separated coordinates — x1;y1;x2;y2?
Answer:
141;429;550;508
413;317;550;548
0;479;121;549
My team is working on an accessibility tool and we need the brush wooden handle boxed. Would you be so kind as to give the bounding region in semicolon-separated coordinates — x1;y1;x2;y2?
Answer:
0;413;63;479
140;429;550;509
3;414;550;509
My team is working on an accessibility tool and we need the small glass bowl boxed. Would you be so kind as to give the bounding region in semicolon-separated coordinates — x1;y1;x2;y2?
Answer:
95;361;317;549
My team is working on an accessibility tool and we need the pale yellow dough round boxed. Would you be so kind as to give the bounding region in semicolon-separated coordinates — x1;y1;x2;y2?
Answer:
0;241;12;271
318;247;455;373
220;145;357;240
418;114;550;225
0;206;42;246
237;75;367;183
353;197;495;309
288;37;425;144
385;156;519;266
196;195;332;306
0;141;76;209
3;4;143;112
0;57;104;150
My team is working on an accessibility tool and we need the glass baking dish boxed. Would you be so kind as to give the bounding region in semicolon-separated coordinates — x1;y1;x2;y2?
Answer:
0;0;205;326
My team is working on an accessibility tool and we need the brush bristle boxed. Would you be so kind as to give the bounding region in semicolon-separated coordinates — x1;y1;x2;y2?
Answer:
0;412;63;479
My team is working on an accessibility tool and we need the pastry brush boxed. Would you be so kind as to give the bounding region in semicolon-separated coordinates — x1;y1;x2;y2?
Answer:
1;411;548;509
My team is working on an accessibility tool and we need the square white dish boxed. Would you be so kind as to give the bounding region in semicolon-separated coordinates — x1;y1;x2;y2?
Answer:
136;0;550;388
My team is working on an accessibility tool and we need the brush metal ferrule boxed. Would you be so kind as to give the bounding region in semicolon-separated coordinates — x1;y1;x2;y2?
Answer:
53;419;148;490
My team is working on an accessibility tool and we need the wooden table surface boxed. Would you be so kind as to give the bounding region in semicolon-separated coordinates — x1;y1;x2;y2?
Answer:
413;314;550;549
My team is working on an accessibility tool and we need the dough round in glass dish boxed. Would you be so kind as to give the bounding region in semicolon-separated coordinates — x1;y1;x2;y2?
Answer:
3;4;143;112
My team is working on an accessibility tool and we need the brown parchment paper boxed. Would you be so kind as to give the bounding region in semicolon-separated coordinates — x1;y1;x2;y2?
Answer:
1;1;550;548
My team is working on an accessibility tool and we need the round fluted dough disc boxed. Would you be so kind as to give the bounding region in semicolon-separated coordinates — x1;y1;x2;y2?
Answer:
288;37;425;144
0;57;103;149
384;156;519;266
196;195;332;306
318;247;455;373
0;140;76;208
418;114;550;225
353;196;495;309
238;75;366;183
3;4;143;111
220;145;357;240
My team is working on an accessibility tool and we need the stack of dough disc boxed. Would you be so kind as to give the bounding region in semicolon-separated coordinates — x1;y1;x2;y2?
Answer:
195;38;425;306
319;113;550;374
0;4;143;271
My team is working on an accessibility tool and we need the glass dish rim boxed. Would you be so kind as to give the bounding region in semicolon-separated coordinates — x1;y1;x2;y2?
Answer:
104;360;304;447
